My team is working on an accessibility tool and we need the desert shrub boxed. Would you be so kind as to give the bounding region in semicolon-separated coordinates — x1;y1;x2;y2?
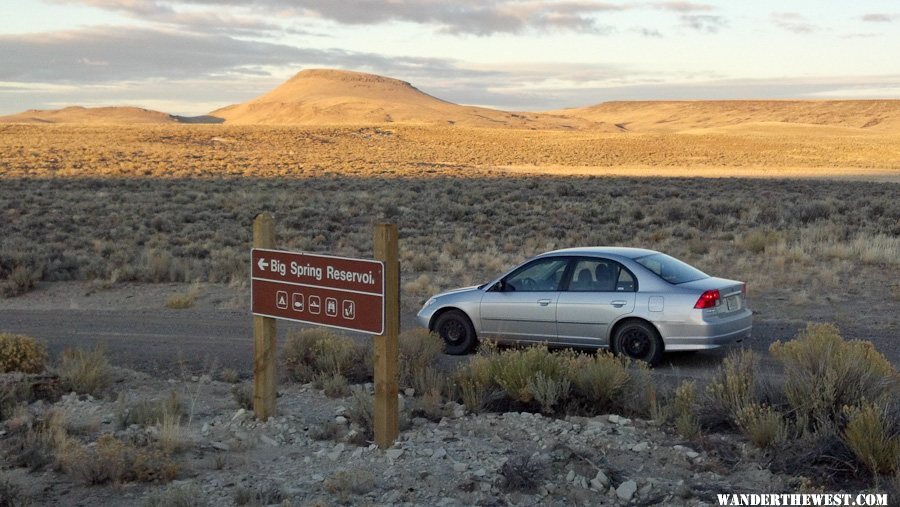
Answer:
0;334;47;373
673;380;700;439
324;470;376;500
144;483;207;507
283;329;370;384
570;351;630;410
398;329;443;389
57;346;112;395
117;391;182;428
57;434;180;485
230;383;252;410
842;403;900;476
1;265;41;297
527;372;570;414
498;453;548;493
739;229;782;254
702;349;760;430
770;323;896;429
488;345;569;404
736;404;787;449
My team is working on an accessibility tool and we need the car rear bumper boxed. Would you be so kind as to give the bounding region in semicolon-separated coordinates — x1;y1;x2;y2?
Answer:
658;309;752;351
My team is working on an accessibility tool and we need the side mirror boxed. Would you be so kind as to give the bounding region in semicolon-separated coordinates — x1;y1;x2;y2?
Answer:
492;280;507;292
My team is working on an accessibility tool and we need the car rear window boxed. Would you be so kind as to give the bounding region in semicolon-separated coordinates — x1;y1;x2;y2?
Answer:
634;253;708;284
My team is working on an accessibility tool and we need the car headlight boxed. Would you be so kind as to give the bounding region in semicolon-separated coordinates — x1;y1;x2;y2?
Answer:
422;297;437;309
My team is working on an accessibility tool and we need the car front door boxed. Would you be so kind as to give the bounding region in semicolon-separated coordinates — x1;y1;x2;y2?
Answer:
556;257;637;346
480;257;571;342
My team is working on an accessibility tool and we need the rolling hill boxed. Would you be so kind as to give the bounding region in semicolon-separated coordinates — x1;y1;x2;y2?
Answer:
209;69;608;130
0;106;224;125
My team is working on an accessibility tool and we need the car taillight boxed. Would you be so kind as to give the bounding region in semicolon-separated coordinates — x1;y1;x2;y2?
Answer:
741;284;747;298
694;289;720;309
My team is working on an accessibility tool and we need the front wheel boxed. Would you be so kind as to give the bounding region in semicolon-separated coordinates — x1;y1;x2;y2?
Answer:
433;310;477;355
612;321;664;367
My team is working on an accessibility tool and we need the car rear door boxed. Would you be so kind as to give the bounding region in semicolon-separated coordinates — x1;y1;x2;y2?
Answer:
480;257;571;341
556;257;636;346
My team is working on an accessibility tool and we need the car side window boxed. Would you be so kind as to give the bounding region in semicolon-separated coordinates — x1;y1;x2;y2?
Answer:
504;258;570;292
566;258;637;292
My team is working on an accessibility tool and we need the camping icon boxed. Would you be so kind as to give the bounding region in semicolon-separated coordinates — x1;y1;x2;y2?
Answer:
275;291;288;310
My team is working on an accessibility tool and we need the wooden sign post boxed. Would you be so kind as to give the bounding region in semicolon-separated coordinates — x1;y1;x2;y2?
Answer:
373;224;399;448
249;217;399;447
252;213;277;421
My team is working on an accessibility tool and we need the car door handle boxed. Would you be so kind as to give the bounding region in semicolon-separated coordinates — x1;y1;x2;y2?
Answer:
610;300;627;308
537;299;552;306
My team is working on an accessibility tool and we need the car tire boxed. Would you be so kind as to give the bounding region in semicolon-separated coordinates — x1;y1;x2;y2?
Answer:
612;320;664;367
433;310;477;355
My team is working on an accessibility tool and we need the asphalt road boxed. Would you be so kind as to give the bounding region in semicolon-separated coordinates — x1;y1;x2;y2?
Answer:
0;307;828;385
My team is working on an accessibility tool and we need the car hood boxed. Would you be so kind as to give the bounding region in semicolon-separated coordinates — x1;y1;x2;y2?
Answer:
432;285;482;299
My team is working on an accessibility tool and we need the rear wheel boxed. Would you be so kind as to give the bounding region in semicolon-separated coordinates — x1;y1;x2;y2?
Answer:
433;310;477;355
612;320;664;366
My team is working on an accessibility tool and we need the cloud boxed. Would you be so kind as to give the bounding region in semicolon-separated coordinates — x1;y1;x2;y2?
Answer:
49;0;636;36
771;12;818;34
680;14;726;33
0;26;492;84
653;2;714;13
860;13;897;23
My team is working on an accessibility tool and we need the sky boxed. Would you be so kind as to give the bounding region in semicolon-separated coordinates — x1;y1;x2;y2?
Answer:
1;0;899;115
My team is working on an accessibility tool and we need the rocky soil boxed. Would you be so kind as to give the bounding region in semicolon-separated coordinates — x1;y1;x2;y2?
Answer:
1;368;802;506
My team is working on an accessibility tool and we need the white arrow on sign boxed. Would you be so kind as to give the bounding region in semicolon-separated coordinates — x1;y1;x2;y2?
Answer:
257;258;268;270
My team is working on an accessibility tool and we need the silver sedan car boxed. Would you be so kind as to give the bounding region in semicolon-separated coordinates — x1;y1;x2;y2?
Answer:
416;247;751;366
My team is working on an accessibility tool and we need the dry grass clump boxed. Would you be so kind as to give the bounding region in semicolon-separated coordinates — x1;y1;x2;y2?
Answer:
165;283;200;309
282;329;370;385
673;380;700;439
230;383;252;410
116;391;183;428
702;349;762;430
345;386;375;442
0;333;46;373
398;329;444;391
324;470;376;500
145;483;208;507
234;481;284;506
56;346;112;395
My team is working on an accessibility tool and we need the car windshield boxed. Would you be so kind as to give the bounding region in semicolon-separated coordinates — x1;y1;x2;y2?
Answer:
634;253;708;284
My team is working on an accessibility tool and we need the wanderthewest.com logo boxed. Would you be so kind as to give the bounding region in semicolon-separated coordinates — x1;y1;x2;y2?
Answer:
717;493;888;506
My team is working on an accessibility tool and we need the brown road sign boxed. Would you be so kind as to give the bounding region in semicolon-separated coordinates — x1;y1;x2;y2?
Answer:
251;248;385;335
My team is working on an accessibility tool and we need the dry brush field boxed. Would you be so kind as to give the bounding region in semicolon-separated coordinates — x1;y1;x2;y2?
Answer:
0;123;898;335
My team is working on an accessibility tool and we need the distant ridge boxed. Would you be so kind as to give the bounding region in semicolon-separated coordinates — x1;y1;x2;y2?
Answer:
0;106;222;125
2;72;899;133
552;100;900;132
209;68;610;130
